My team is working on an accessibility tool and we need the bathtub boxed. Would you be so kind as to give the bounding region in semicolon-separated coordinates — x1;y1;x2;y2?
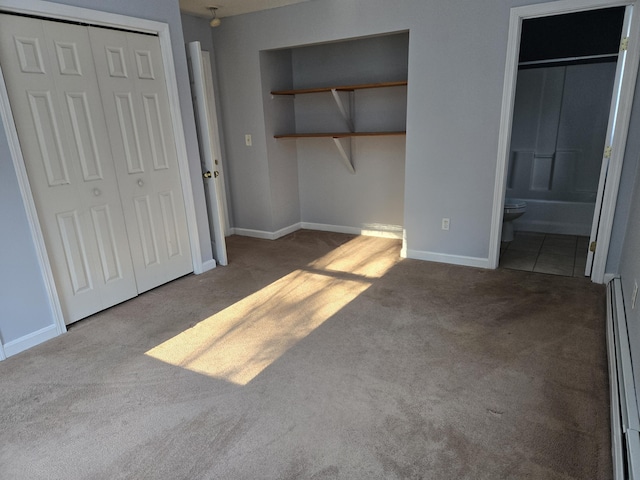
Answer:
511;198;595;236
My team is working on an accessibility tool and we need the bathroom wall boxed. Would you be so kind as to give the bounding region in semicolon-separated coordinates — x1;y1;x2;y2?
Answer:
508;61;616;235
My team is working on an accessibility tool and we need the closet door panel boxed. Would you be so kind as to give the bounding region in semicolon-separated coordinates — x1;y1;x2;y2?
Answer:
89;28;192;293
0;15;137;323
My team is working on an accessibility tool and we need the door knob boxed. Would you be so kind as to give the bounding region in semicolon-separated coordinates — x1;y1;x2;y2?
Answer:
203;171;212;179
213;171;220;178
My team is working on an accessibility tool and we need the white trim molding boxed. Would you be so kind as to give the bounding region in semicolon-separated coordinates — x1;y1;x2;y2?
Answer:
233;223;302;240
604;272;618;284
231;228;278;240
0;342;6;361
301;222;404;239
0;1;203;339
232;222;405;241
2;324;58;358
489;0;640;285
405;250;490;269
201;258;217;272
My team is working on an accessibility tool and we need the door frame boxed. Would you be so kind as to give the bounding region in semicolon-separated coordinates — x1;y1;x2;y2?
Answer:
489;0;640;283
0;0;204;334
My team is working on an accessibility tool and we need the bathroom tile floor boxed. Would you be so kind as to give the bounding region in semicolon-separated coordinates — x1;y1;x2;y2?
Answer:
500;231;590;277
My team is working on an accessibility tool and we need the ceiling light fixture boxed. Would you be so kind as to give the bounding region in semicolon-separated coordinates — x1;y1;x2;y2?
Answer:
209;7;221;27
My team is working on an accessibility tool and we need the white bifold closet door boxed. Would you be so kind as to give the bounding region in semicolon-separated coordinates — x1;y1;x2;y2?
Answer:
0;14;192;324
89;27;192;293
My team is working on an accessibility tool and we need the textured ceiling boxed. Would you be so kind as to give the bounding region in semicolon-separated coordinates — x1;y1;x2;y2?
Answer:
179;0;309;18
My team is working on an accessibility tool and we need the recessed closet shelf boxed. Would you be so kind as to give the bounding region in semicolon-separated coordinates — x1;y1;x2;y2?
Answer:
270;80;407;96
274;131;406;139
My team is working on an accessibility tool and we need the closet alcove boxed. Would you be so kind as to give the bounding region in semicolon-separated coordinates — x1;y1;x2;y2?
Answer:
260;32;409;238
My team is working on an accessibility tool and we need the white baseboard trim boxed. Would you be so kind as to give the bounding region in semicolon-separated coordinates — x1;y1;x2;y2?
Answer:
300;222;404;239
232;223;302;240
406;249;490;269
232;225;486;269
2;323;60;358
232;228;278;240
275;223;303;239
0;342;5;361
232;222;404;240
201;258;217;273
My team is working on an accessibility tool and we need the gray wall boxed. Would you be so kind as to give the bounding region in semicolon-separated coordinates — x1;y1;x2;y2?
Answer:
619;166;640;408
181;13;215;53
612;50;640;399
210;0;640;264
272;33;409;230
616;117;640;412
0;0;212;349
260;49;300;232
0;128;54;344
607;67;640;272
212;0;516;259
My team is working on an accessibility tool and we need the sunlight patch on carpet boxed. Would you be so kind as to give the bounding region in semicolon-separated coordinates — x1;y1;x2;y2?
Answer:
145;236;400;385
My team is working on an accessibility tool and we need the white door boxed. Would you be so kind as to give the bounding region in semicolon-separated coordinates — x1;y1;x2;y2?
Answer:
89;27;193;291
586;6;633;276
188;41;228;265
0;14;137;323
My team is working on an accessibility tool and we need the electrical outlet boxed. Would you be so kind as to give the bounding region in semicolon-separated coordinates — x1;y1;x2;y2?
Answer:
633;280;639;309
442;218;450;231
245;134;252;146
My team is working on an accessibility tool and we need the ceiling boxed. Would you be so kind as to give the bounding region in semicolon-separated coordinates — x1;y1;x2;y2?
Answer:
179;0;309;18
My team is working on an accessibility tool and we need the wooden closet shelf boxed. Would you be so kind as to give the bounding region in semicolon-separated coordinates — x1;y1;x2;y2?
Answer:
271;80;407;96
274;131;406;139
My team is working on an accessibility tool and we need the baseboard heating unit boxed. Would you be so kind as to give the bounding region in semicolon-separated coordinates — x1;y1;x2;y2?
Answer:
607;277;640;479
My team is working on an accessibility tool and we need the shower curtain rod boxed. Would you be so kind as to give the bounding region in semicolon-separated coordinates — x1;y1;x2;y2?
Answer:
519;52;618;67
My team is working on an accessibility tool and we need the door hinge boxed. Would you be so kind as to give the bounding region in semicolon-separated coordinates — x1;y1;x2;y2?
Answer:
604;146;612;159
590;241;597;253
621;37;629;51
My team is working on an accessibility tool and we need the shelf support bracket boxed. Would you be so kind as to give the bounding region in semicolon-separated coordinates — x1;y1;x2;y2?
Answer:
331;88;355;132
332;137;355;174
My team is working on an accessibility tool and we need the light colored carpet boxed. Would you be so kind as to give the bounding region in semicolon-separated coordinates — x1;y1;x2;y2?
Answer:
0;230;610;479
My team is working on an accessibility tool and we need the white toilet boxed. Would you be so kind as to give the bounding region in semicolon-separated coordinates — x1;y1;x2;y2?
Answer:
502;198;527;242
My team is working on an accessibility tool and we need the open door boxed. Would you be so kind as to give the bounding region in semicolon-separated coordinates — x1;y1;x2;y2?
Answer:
188;41;228;266
586;5;633;277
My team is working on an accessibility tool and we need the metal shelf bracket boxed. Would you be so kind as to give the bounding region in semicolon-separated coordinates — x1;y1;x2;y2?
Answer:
332;136;355;174
330;88;355;132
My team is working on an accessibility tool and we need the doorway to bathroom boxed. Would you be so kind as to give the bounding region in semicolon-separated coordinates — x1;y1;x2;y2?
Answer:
501;7;623;277
491;1;639;281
